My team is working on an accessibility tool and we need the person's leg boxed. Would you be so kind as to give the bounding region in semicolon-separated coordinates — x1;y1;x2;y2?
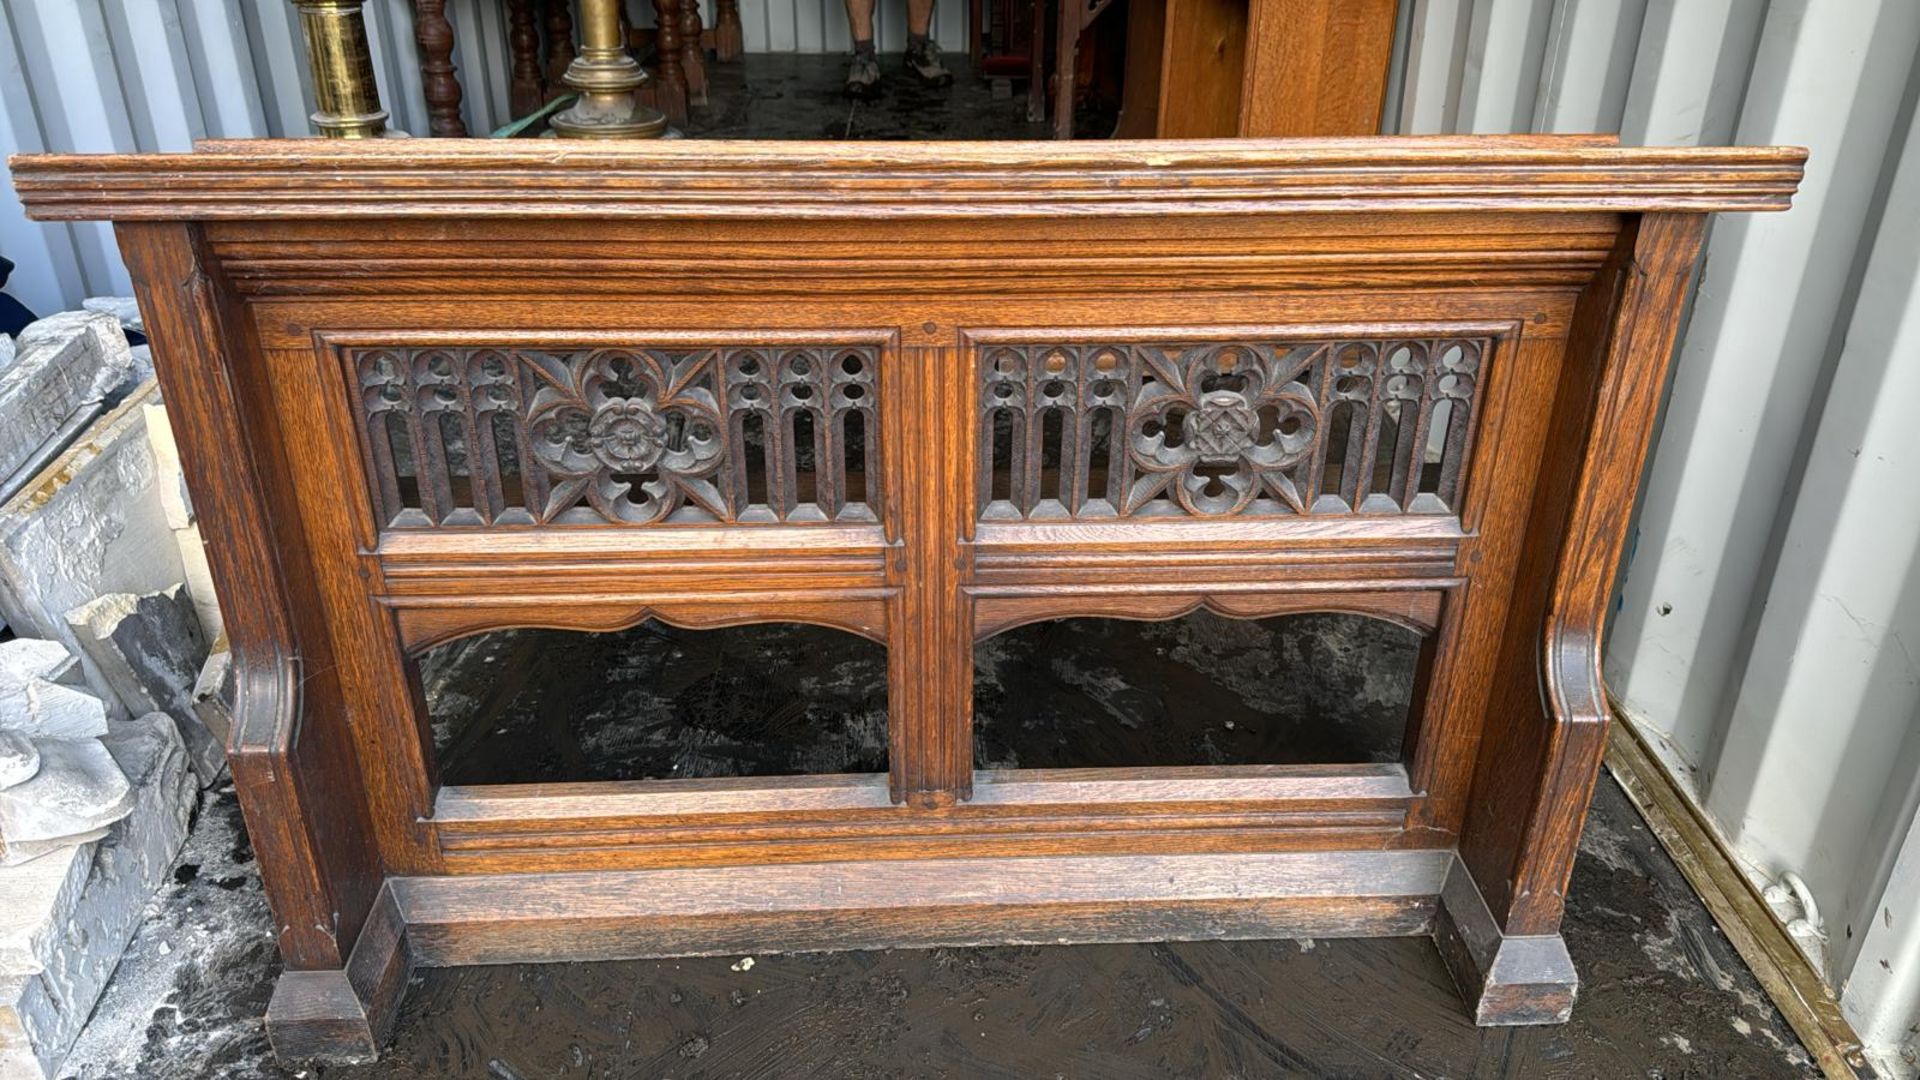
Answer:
843;0;882;97
904;0;952;85
845;0;876;43
906;0;934;36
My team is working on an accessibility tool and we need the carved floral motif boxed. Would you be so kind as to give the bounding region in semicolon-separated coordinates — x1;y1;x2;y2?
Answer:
978;337;1486;521
355;345;878;527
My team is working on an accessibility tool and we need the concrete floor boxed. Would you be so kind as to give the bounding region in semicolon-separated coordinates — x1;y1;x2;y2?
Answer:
51;52;1821;1080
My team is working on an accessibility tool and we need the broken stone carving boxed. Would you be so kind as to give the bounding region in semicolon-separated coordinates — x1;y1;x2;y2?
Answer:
0;637;139;867
0;733;39;789
0;385;187;707
66;585;223;786
0;312;134;490
0;713;194;1079
0;638;105;740
0;740;132;851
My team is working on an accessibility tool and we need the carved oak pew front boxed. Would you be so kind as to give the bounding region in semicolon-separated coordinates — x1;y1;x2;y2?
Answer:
8;135;1802;1062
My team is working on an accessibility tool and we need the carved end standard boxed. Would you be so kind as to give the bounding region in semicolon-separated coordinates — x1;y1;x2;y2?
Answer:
1434;857;1578;1025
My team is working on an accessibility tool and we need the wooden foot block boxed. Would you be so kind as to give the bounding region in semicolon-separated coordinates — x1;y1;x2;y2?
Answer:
1433;856;1578;1026
266;884;412;1063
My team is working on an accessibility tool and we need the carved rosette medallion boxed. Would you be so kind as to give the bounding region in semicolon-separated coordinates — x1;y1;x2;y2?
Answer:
523;350;726;523
1127;346;1320;517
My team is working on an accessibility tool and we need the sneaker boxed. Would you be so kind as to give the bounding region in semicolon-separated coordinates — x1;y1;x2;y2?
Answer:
904;38;952;87
844;53;882;99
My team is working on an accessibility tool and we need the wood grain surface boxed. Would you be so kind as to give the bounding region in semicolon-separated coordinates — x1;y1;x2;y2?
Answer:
10;134;1802;1059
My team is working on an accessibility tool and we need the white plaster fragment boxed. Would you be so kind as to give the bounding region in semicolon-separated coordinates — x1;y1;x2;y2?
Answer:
0;715;193;1079
0;735;39;790
140;402;192;531
0;739;131;850
0;313;134;485
0;641;76;691
78;298;141;335
0;386;183;710
65;587;220;785
0;681;108;742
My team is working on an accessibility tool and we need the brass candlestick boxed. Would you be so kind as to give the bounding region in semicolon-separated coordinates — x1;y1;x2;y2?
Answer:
549;0;668;139
293;0;389;138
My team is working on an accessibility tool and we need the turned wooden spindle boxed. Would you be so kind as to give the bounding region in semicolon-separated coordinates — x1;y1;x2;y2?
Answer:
713;0;743;61
680;0;709;105
651;0;689;126
410;0;467;137
507;0;546;117
546;0;576;96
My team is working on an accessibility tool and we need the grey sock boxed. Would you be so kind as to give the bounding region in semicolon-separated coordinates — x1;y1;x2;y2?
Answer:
853;39;876;59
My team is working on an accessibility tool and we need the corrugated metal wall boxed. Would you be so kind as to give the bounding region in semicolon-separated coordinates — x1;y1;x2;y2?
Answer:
1386;1;1920;1070
0;0;967;316
3;0;1917;1069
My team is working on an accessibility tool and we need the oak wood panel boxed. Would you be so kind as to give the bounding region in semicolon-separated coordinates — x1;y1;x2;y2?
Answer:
972;588;1444;639
1461;214;1710;935
115;222;382;971
1239;0;1400;137
428;765;1421;872
8;137;1802;1054
204;213;1622;298
1154;0;1247;139
396;851;1453;966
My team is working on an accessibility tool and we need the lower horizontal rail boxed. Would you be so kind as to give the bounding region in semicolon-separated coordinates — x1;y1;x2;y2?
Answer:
392;849;1453;966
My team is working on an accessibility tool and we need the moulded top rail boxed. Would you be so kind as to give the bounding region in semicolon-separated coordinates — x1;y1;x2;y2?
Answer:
9;134;1805;221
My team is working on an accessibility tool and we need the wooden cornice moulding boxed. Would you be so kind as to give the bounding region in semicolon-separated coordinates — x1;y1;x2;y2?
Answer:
11;135;1806;220
20;134;1804;1063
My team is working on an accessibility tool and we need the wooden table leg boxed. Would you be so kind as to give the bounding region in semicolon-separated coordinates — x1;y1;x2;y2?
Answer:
1052;0;1081;139
508;0;546;117
410;0;467;136
546;0;576;97
713;0;744;61
1025;0;1046;123
652;0;690;126
681;0;709;105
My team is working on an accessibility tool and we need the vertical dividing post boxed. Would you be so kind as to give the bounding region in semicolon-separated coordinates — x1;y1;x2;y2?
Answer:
886;346;976;807
293;0;390;138
550;0;669;138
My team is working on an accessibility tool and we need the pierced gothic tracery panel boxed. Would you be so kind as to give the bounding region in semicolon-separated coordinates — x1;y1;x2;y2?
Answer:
977;338;1486;521
353;345;880;527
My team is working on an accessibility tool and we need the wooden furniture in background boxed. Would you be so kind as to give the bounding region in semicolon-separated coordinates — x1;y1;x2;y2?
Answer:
409;0;726;136
10;135;1803;1063
1101;0;1401;140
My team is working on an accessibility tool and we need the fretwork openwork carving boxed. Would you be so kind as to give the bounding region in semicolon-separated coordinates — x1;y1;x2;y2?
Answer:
978;337;1486;520
354;345;880;527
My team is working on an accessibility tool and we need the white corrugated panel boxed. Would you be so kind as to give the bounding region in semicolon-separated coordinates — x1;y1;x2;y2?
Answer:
2;0;1915;1068
0;0;969;309
1386;0;1920;1071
